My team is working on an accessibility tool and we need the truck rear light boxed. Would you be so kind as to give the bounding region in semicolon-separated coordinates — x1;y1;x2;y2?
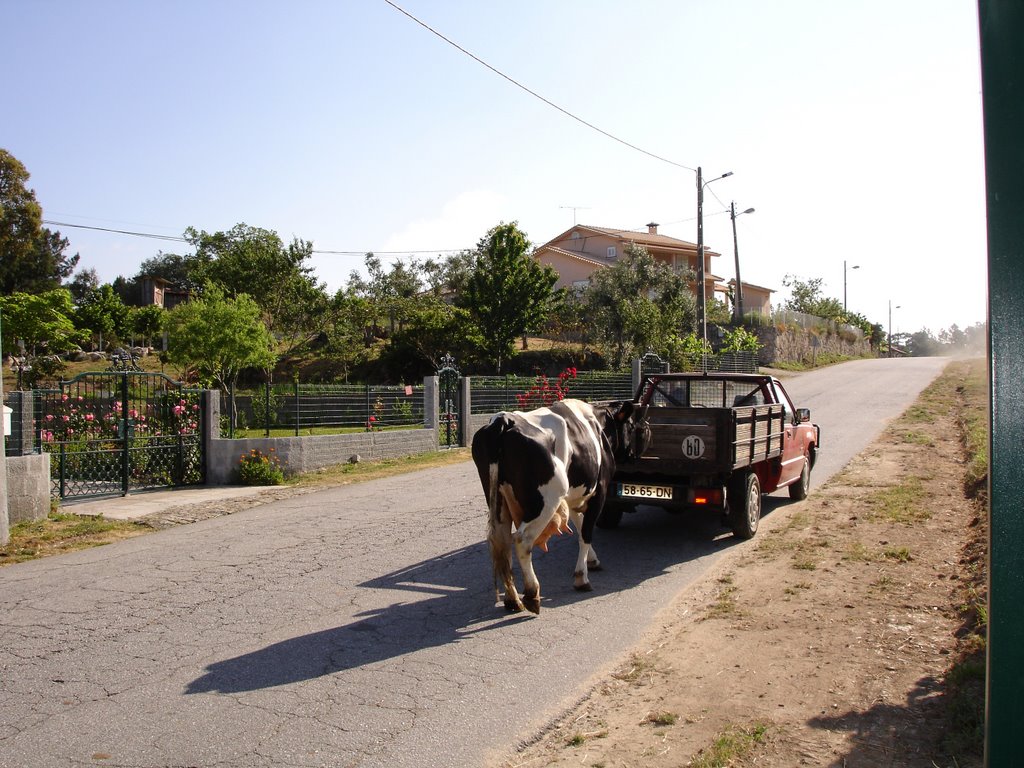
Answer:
688;488;724;506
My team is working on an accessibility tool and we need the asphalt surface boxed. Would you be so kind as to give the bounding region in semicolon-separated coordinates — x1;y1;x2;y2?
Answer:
0;357;951;768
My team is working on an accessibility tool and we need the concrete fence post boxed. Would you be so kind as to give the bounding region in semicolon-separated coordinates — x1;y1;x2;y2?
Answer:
202;390;219;484
7;391;36;456
1;326;8;545
460;376;472;448
423;376;438;431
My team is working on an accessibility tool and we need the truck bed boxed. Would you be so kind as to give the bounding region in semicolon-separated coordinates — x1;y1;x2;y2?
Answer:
622;404;785;476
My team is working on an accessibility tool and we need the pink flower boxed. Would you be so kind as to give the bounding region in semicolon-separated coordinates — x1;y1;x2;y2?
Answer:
85;413;94;422
61;394;69;402
46;414;54;422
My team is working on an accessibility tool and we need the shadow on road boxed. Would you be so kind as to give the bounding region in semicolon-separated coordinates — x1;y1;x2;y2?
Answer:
185;500;787;695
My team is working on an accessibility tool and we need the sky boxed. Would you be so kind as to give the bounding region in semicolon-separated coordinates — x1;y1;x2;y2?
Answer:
3;0;986;337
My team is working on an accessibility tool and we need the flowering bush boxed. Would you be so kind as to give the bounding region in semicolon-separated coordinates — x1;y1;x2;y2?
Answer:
515;367;578;410
238;448;285;485
37;393;201;444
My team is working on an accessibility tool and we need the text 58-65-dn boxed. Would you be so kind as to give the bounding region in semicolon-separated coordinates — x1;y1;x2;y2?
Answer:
617;483;674;500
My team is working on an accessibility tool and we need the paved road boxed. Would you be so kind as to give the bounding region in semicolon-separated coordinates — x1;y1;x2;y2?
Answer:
0;357;949;768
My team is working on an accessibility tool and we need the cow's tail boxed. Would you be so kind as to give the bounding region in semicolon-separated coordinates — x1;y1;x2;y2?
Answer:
481;415;517;597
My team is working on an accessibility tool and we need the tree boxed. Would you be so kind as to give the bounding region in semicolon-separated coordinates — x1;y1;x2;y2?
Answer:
164;283;275;391
0;149;80;293
585;244;696;369
460;222;558;372
0;289;83;355
75;284;130;350
184;223;328;354
129;304;166;347
67;268;101;305
781;275;845;320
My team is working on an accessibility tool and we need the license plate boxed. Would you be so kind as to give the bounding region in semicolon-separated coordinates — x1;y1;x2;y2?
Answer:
617;482;674;500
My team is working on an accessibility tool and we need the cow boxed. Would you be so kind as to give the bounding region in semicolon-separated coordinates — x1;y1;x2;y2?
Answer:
471;398;648;614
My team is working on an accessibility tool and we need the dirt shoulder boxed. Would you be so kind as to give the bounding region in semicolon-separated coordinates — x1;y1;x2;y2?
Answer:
493;359;986;768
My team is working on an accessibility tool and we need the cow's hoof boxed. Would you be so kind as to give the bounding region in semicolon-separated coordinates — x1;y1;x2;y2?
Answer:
587;560;602;572
574;581;593;592
503;595;525;613
523;595;541;614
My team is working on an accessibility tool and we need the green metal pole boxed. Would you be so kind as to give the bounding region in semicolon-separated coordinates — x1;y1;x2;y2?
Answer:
979;2;1024;763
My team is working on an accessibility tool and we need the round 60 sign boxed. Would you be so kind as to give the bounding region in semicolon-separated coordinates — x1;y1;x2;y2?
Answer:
682;434;706;458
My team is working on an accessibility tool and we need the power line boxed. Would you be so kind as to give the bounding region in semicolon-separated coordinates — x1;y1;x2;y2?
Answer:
381;0;697;173
43;220;467;257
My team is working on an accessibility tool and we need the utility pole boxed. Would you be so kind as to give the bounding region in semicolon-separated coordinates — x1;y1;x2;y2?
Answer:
696;167;706;346
730;202;755;323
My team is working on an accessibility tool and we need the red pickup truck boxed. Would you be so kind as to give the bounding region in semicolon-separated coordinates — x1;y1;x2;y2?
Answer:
602;372;821;539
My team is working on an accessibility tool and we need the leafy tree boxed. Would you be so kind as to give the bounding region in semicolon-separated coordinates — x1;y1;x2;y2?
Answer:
907;329;941;357
75;284;130;350
379;298;484;379
184;223;328;354
422;249;475;298
781;275;845;320
0;289;83;355
460;222;558;372
164;283;275;391
129;304;166;347
67;268;101;305
585;244;695;369
0;149;80;293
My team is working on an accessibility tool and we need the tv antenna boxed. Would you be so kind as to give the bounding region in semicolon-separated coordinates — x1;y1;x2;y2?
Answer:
559;205;590;225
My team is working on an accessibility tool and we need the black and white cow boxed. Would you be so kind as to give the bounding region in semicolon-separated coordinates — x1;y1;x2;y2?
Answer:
471;398;647;614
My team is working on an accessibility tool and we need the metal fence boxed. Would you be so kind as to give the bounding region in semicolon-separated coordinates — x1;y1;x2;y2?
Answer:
469;370;634;414
223;382;425;436
32;371;204;500
745;309;865;340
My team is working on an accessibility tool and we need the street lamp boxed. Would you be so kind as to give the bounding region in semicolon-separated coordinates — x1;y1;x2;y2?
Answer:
888;300;902;357
730;202;755;323
843;261;860;311
696;167;733;352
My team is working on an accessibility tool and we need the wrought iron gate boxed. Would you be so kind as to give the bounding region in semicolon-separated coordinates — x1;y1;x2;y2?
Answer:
34;371;205;501
437;354;462;448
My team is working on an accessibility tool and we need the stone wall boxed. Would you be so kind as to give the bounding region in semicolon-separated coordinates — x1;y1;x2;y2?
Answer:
202;378;443;484
205;429;440;484
6;454;51;524
754;325;873;366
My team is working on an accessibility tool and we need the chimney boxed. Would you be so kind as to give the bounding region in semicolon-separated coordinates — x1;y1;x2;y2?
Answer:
647;222;659;235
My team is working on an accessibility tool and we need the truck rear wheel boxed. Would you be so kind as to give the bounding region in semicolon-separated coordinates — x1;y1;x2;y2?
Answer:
729;471;761;539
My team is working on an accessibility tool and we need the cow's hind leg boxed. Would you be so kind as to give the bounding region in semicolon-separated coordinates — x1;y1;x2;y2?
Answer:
514;506;561;614
569;501;604;591
488;500;524;613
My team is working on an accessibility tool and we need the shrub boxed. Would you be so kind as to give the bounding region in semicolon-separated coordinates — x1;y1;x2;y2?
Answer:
238;448;285;485
515;367;577;409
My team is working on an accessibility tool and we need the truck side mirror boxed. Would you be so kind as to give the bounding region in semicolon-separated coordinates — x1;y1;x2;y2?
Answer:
795;407;811;423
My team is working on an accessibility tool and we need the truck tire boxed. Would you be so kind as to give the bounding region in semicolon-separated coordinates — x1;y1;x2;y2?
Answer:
597;501;625;529
789;456;811;500
728;471;761;539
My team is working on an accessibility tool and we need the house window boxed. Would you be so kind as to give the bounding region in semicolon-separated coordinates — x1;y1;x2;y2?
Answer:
607;246;617;259
571;231;581;240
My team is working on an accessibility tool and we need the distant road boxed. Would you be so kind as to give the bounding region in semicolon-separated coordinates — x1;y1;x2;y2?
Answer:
0;357;949;768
